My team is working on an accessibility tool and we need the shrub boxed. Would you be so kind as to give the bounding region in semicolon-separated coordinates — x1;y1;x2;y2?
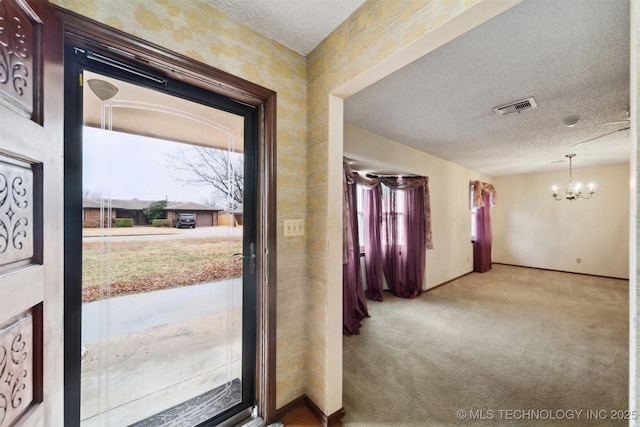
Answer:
153;219;171;227
143;200;168;221
114;218;134;228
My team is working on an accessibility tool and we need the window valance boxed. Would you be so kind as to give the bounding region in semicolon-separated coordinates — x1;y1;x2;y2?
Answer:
343;158;433;251
471;180;497;209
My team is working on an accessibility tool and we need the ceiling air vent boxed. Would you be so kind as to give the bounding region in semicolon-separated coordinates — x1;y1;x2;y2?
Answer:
493;97;537;116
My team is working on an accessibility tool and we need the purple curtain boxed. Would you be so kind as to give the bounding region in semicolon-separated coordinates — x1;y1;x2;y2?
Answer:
473;191;492;273
404;187;426;297
382;188;403;296
363;186;384;301
343;170;369;336
381;187;424;298
343;158;433;310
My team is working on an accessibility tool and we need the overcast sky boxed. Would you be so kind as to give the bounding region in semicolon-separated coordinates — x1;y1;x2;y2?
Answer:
83;127;225;204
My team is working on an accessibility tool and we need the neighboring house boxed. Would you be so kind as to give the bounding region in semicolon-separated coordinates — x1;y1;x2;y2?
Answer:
219;203;244;226
233;204;244;226
82;198;223;228
166;201;223;227
82;198;115;228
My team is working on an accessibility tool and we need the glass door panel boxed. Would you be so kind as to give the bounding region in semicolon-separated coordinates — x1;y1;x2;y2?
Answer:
79;70;250;426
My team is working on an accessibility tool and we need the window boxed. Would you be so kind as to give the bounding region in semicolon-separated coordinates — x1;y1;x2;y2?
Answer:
470;183;477;241
356;185;365;251
356;184;407;251
381;185;406;246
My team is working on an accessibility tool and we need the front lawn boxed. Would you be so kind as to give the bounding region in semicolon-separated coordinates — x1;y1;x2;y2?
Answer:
82;237;242;303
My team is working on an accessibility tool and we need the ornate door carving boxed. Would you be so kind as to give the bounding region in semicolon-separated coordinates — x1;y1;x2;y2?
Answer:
0;0;63;425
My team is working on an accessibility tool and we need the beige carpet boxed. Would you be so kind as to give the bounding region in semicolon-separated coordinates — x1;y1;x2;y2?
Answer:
342;264;628;426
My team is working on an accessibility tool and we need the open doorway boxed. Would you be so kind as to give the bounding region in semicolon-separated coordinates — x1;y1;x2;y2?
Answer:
338;0;630;423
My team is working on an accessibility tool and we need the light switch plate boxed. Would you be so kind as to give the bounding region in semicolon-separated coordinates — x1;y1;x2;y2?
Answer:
284;219;304;236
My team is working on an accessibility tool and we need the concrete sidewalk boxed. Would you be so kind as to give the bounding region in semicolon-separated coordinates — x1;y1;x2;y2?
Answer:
82;278;242;343
80;279;243;426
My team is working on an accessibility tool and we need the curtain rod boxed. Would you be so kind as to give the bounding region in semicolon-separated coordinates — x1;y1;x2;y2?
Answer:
365;173;423;179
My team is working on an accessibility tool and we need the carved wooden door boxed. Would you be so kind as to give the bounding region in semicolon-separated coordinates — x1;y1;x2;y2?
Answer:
0;0;64;426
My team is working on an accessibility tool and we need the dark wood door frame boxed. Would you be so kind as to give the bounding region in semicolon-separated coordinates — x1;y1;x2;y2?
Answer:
56;6;278;424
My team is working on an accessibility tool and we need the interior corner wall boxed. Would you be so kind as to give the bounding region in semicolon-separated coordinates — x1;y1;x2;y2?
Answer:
344;124;491;288
51;0;309;411
492;163;630;279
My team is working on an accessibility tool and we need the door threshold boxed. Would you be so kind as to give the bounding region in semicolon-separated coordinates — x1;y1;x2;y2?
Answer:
128;378;246;426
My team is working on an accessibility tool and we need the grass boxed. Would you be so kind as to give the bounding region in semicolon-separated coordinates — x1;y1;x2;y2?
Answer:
82;237;242;302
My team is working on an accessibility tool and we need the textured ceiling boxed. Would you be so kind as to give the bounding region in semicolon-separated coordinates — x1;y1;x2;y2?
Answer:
202;0;367;56
204;0;631;177
344;0;631;176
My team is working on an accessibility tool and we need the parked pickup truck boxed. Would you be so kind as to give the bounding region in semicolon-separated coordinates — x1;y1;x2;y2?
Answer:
174;213;196;228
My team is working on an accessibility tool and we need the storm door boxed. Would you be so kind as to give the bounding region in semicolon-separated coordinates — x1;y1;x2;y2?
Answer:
64;48;257;426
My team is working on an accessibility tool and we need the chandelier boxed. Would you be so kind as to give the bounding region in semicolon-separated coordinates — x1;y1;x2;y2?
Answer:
552;154;595;201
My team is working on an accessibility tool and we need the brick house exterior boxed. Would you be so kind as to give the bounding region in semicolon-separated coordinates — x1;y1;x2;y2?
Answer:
82;198;116;228
82;198;223;228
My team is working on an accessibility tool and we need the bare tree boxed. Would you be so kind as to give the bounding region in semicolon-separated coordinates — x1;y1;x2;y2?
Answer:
166;146;243;210
82;188;104;199
200;192;219;208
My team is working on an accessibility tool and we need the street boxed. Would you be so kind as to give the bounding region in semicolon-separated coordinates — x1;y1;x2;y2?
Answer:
82;225;243;242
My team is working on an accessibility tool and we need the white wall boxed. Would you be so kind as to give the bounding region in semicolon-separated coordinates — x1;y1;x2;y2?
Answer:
344;124;491;289
492;163;630;279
